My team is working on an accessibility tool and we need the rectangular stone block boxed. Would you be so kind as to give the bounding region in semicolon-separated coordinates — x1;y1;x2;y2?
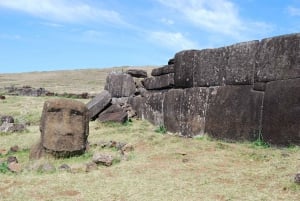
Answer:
205;85;263;141
151;64;174;76
163;89;183;133
86;90;112;120
262;78;300;146
142;73;174;90
193;47;227;87
255;33;300;82
180;87;208;137
174;50;197;88
225;41;259;85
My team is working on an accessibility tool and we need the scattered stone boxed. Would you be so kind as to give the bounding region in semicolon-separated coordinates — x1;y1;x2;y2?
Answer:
121;143;134;153
8;162;21;173
7;156;18;164
10;145;20;152
105;71;136;98
92;153;115;166
30;99;89;159
86;90;112;120
85;162;98;172
98;104;128;123
58;164;71;172
126;69;147;78
295;173;300;184
0;122;26;133
37;163;56;173
1;115;14;124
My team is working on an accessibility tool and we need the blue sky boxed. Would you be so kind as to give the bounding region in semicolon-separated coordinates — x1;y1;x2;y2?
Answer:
0;0;300;73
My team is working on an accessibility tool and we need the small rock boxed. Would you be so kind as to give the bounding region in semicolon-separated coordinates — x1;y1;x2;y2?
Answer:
295;173;300;184
0;95;5;100
37;163;56;173
8;162;21;173
58;164;71;172
92;153;114;166
7;156;18;164
85;162;98;172
0;122;26;133
1;115;14;124
10;145;20;152
121;143;134;153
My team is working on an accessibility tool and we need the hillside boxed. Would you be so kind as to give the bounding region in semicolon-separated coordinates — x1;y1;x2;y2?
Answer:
0;67;299;201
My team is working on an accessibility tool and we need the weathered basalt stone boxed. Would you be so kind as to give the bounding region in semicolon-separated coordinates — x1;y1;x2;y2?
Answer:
225;41;259;85
105;71;136;97
255;33;300;82
142;92;164;125
151;64;174;76
142;73;174;90
163;89;183;133
86;90;112;120
193;47;227;87
174;50;197;88
205;85;263;141
262;78;300;146
126;69;147;78
98;104;128;123
180;87;208;137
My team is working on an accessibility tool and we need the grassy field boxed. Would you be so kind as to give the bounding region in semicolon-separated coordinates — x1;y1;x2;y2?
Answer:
0;68;300;201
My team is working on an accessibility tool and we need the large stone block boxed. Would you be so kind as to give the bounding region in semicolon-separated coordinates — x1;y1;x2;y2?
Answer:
128;96;145;118
174;50;197;88
142;73;174;90
163;89;183;133
31;99;89;159
205;86;263;141
262;78;300;145
193;47;227;87
180;87;208;137
143;92;164;125
104;72;136;97
225;41;259;85
255;33;300;82
86;90;112;120
151;64;174;76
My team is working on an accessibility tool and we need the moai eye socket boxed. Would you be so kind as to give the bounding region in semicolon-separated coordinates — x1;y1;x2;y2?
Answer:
47;108;62;113
70;109;83;116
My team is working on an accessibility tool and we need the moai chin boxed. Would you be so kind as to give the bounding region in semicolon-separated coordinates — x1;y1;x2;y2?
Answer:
30;99;89;159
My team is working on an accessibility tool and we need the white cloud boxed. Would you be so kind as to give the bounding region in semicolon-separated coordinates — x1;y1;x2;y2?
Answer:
160;18;174;25
150;31;198;50
287;6;300;16
0;0;125;24
157;0;271;39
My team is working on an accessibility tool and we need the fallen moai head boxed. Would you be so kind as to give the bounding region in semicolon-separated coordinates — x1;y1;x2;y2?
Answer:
30;98;89;159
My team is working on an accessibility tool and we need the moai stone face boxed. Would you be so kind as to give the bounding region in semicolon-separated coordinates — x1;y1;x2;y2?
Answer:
40;99;89;156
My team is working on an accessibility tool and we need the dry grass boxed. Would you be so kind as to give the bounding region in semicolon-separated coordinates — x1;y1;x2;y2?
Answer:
0;66;154;94
0;69;300;201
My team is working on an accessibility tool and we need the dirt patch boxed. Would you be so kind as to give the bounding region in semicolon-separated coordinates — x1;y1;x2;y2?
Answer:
57;190;81;197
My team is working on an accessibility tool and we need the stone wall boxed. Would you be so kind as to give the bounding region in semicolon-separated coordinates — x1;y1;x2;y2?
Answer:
108;33;300;146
